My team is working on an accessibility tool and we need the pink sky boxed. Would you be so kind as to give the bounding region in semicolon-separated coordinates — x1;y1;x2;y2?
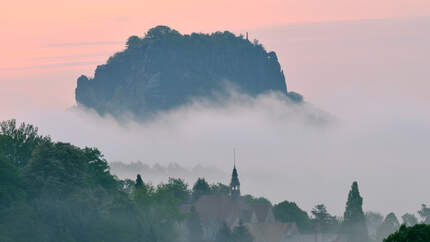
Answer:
1;1;430;215
1;0;430;109
2;0;430;72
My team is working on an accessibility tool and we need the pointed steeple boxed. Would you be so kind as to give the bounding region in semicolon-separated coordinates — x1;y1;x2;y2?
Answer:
230;149;241;200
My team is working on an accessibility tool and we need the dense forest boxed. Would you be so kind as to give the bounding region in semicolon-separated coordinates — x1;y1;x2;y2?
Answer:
0;119;268;242
75;26;302;119
0;119;429;242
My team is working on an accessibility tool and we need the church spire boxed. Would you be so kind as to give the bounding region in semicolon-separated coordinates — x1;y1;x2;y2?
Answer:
230;149;240;200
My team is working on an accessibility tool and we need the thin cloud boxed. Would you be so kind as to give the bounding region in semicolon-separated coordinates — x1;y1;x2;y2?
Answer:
0;60;102;71
46;41;123;48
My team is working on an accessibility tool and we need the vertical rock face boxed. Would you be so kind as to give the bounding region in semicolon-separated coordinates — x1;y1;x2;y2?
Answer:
75;26;295;118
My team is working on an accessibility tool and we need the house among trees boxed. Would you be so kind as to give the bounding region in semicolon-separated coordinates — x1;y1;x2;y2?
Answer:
180;164;298;242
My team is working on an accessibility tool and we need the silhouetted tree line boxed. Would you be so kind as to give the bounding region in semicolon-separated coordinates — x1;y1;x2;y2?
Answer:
0;120;254;242
215;221;254;242
383;224;430;242
76;25;302;119
1;119;429;242
0;119;182;242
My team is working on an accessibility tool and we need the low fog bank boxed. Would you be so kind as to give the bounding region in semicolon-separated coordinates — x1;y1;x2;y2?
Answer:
251;17;430;118
2;17;430;218
110;161;227;186
6;90;430;218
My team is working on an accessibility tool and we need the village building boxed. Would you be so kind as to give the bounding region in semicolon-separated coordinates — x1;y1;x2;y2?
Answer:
180;164;299;242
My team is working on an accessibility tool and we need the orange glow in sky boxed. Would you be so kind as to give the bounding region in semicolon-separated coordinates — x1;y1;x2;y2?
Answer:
1;0;429;108
1;1;430;217
2;0;430;69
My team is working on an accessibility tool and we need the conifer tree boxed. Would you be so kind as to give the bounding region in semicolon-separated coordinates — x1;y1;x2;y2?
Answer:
135;174;144;189
342;181;369;242
133;174;152;205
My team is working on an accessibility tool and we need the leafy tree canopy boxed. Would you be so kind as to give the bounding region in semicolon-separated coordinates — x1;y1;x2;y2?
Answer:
192;177;211;201
273;200;313;233
311;204;340;233
210;183;230;195
384;224;430;242
0;119;50;167
241;194;272;206
0;120;183;242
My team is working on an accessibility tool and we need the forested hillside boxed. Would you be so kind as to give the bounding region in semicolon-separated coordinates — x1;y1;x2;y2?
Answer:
0;119;257;242
75;26;302;118
0;119;184;242
2;119;429;242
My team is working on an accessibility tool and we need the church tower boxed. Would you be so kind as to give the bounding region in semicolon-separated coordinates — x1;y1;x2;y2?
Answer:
230;150;241;200
230;164;240;200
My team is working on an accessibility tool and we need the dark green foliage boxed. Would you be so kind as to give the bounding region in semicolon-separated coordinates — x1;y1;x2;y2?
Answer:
75;25;293;118
137;194;182;241
119;178;135;194
159;177;190;203
215;221;254;242
23;142;117;199
83;147;117;189
377;213;400;242
132;177;186;241
187;206;203;242
0;120;184;242
135;174;144;188
311;204;340;233
384;224;430;242
241;194;272;206
341;181;369;242
0;119;50;167
0;153;25;208
273;200;313;233
210;183;230;195
192;177;211;201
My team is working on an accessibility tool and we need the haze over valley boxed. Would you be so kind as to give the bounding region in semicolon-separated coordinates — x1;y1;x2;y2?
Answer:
2;17;429;217
1;5;430;241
